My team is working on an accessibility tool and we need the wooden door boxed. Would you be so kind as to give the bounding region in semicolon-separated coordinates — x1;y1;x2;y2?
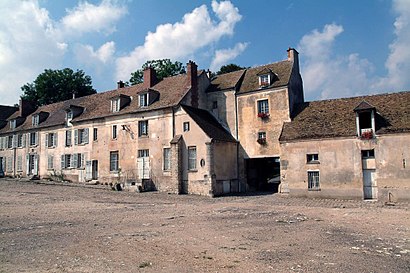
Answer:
363;169;377;199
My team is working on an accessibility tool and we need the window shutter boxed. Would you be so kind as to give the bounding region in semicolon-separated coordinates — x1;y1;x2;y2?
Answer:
74;129;78;145
26;155;30;174
45;133;49;147
81;154;85;168
85;161;92;180
22;134;26;148
33;155;38;175
12;135;17;148
84;128;89;144
73;153;78;168
53;133;57;147
61;155;65;169
35;132;39;146
0;137;3;149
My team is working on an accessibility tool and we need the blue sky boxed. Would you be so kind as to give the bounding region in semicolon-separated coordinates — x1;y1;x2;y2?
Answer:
1;0;409;106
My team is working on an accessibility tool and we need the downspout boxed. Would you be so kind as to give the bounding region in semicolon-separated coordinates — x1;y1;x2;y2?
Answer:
13;146;16;178
234;90;241;192
172;106;176;138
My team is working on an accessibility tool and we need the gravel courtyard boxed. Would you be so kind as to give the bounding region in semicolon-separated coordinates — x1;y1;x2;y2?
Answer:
0;179;409;273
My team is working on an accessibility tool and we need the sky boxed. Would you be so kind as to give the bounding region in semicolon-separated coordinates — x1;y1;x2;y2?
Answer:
1;0;410;106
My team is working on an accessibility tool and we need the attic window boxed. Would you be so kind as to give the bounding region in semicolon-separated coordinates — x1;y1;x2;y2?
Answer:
354;101;376;139
66;111;73;126
259;74;270;88
111;98;120;112
9;120;16;129
32;115;39;127
139;93;149;107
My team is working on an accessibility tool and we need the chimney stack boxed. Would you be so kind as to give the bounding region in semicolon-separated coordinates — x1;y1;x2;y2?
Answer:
143;67;157;89
287;47;300;71
19;99;36;117
187;60;198;108
117;80;125;89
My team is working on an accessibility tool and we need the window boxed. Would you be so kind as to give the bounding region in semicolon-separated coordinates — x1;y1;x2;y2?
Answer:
138;120;148;137
188;146;197;170
74;128;89;145
73;153;84;168
61;154;72;169
111;98;120;112
66;111;73;126
110;151;119;172
112;125;117;139
17;134;25;148
259;74;270;87
46;132;57;148
362;149;375;159
48;155;54;170
163;148;171;171
183;122;190;132
65;130;72;147
17;155;22;171
61;154;84;169
138;149;149;158
308;171;320;191
7;135;13;148
29;132;38;146
32;115;39;127
139;93;148;107
257;99;269;116
212;101;218;109
0;137;6;149
10;120;16;130
93;128;98;141
6;157;12;172
257;132;266;144
307;153;319;163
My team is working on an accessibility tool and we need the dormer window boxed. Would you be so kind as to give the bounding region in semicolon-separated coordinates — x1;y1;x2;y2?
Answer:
9;120;16;130
139;93;148;107
32;115;39;127
259;74;270;88
354;101;376;139
66;111;73;126
111;98;120;112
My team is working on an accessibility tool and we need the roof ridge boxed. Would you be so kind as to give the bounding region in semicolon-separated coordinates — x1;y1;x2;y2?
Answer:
306;90;410;104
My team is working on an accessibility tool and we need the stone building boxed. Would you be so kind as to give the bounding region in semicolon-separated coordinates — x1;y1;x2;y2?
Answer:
279;92;410;202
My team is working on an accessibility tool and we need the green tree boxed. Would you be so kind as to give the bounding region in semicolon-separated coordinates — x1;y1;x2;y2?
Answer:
21;68;96;107
216;63;247;75
129;59;185;85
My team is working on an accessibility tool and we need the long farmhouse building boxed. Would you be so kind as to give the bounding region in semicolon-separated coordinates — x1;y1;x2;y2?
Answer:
1;48;409;202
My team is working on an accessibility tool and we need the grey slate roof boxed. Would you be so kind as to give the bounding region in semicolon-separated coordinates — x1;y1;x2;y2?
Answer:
182;105;236;142
0;72;199;135
280;91;410;142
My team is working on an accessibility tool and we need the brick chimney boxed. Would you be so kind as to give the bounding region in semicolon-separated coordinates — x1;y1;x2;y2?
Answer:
143;67;157;89
117;80;125;89
19;99;36;117
187;60;198;108
287;47;300;72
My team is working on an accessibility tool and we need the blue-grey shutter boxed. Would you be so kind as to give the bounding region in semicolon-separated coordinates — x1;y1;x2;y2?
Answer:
12;135;17;148
61;155;65;169
35;132;39;146
73;153;78;168
81;154;85;168
22;134;26;148
45;133;49;147
84;128;89;144
26;155;30;174
74;129;78;145
33;155;38;175
53;133;57;147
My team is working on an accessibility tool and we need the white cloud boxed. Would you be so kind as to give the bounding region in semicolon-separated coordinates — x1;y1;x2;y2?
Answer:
75;42;116;65
299;0;410;100
372;0;410;91
0;1;65;105
61;0;127;36
210;42;248;71
298;24;375;99
115;0;243;80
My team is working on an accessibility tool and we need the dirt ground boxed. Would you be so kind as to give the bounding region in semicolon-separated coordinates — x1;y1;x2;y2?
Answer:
0;179;409;273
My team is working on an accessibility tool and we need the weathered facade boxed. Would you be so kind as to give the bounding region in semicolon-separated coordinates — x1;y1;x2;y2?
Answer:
280;92;410;202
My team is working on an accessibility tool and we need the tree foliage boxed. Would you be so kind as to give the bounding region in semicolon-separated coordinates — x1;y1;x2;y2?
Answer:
129;59;185;85
216;63;247;75
21;68;96;107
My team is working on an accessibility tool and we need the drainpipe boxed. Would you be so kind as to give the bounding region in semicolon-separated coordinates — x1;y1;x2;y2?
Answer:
234;91;241;192
13;146;16;178
172;107;176;138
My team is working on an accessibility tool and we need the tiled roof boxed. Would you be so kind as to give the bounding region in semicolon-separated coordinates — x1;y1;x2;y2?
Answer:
208;69;245;92
238;60;293;94
0;72;196;135
182;105;236;142
280;91;410;141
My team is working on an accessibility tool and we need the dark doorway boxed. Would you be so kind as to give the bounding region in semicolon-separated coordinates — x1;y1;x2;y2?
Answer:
246;157;280;192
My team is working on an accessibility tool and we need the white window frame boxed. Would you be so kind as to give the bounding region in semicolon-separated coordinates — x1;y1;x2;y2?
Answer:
74;128;89;145
138;149;149;158
17;155;23;172
308;171;320;191
93;128;98;141
112;125;117;139
111;98;120;112
17;134;25;148
46;132;57;148
65;130;72;147
138;120;148;137
10;120;16;130
110;151;119;172
257;99;269;114
32;115;39;127
139;93;149;107
307;153;319;164
183;122;190;132
259;74;270;87
48;155;54;170
188;146;197;171
163;148;171;171
29;132;38;147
